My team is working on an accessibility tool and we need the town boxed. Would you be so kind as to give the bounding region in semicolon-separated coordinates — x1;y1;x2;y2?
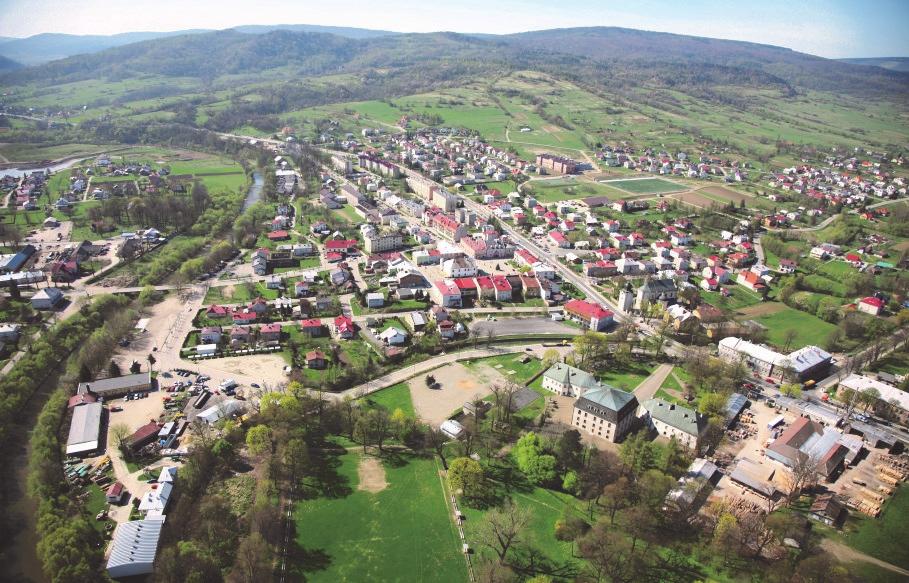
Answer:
0;10;908;583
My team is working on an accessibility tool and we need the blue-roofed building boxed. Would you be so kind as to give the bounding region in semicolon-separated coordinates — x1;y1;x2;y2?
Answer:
572;383;638;442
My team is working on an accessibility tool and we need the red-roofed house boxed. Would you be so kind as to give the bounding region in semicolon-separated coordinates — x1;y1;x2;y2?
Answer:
516;248;539;267
491;275;513;301
736;270;767;294
334;315;355;339
206;305;230;319
521;275;541;298
300;319;324;336
564;299;614;331
431;213;467;242
585;260;616;278
454;277;477;301
431;279;462;308
324;239;358;254
267;230;290;241
857;296;884;316
474;276;495;300
548;230;570;248
259;323;282;342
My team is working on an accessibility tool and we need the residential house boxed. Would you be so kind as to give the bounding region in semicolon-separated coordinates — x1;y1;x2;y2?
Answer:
199;326;222;344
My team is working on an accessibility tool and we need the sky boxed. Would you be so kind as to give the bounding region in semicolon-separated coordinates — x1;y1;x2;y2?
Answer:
0;0;907;58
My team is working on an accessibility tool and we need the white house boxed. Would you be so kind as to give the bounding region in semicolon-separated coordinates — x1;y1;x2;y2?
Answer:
31;287;64;310
366;293;385;308
379;326;408;345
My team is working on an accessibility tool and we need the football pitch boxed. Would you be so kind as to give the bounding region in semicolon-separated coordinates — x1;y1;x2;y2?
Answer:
604;178;684;194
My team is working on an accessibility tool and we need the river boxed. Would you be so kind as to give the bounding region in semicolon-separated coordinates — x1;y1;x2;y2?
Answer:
0;374;63;583
243;171;264;210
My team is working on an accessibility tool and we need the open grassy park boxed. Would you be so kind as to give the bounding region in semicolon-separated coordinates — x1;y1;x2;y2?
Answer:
734;303;837;350
290;447;466;582
361;382;416;417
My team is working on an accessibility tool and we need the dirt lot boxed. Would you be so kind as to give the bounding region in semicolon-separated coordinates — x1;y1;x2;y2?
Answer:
200;353;289;387
701;185;753;204
735;303;787;318
357;455;388;493
668;190;717;208
408;362;492;426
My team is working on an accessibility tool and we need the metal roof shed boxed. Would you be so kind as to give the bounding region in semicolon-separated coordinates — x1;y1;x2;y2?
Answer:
106;518;165;579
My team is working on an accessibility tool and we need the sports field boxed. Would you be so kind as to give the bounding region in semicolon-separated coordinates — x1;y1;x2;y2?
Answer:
605;178;684;194
290;449;466;582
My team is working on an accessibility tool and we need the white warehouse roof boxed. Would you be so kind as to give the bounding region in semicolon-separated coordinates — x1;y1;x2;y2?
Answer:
107;518;165;579
66;402;103;455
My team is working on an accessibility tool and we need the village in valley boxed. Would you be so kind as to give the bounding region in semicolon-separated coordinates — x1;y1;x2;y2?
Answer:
0;12;909;583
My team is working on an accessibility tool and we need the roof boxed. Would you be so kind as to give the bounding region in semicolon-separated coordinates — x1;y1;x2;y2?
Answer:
724;393;748;425
860;296;884;308
66;402;103;455
198;399;245;424
640;398;705;437
840;374;909;411
138;481;173;513
565;299;613;321
107;519;165;577
77;372;151;396
577;385;638;420
729;458;778;497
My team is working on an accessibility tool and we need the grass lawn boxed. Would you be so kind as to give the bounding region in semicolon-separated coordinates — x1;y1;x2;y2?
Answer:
700;285;765;311
360;382;415;417
84;483;109;533
331;205;361;224
600;360;657;392
605;178;684;194
291;449;466;582
868;350;909;376
460;476;585;572
842;486;909;570
747;305;837;351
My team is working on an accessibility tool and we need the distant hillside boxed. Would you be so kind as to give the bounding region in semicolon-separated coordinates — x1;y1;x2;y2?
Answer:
0;54;21;73
501;27;909;97
4;26;908;112
0;24;396;65
839;57;909;73
0;30;210;65
232;23;395;38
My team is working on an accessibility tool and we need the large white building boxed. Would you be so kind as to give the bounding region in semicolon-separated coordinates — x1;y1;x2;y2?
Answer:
107;518;165;579
364;231;404;254
66;401;103;456
718;337;832;381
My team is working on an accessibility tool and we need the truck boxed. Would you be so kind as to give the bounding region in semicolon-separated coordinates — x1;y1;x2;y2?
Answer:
220;379;238;391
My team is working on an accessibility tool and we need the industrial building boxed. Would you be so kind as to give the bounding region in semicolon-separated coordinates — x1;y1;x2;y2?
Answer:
77;372;152;398
106;518;165;579
65;401;104;456
718;337;832;381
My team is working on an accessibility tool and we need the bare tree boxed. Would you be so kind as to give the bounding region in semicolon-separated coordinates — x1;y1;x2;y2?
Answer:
477;501;531;565
783;454;819;505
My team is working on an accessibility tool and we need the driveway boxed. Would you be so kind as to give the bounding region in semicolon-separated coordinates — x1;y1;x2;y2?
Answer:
631;363;674;401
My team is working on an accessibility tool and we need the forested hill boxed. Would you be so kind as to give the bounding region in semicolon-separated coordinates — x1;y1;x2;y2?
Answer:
3;26;908;101
0;55;22;73
501;27;909;97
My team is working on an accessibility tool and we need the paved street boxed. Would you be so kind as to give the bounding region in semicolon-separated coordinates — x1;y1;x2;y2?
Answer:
469;316;580;337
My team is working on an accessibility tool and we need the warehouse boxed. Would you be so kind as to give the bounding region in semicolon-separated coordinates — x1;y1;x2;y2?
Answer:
106;518;165;579
77;372;152;398
65;401;104;456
